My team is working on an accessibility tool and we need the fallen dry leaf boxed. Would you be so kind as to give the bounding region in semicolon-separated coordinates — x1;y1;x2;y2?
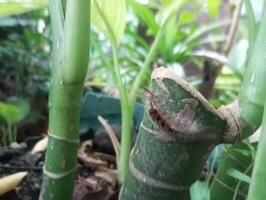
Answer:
98;116;120;163
78;140;116;168
95;166;117;187
73;176;116;200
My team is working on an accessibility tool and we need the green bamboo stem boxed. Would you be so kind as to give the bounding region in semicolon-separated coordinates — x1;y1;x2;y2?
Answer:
112;47;132;184
39;1;90;199
120;67;240;200
128;27;164;109
93;1;132;183
117;25;164;183
247;101;266;199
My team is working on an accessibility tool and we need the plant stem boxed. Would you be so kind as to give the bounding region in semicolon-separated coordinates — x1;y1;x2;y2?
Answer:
40;0;90;199
7;123;12;144
94;0;188;185
118;26;165;184
128;27;163;109
0;126;7;146
112;47;132;184
93;1;132;183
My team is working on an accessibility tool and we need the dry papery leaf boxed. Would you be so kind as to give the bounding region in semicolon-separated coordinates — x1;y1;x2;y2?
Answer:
95;166;117;187
98;115;120;162
73;176;117;200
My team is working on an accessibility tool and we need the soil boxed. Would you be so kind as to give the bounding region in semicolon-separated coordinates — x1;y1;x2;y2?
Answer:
0;132;120;200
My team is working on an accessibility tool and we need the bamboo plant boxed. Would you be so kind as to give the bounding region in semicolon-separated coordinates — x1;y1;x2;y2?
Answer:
92;0;189;183
39;0;90;199
120;1;266;199
119;67;240;200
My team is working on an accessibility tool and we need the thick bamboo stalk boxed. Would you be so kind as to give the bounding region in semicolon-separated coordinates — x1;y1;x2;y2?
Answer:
120;67;240;200
39;0;90;199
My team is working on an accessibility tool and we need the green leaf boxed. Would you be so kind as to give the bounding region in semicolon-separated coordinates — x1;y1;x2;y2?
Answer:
128;0;158;35
185;19;231;44
179;10;196;25
0;0;48;16
91;0;126;46
158;0;187;27
226;168;251;184
207;0;221;17
7;97;30;122
0;101;21;125
227;39;248;74
190;181;210;200
244;0;257;53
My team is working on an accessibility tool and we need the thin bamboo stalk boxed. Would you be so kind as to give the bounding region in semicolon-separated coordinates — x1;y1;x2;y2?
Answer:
39;0;90;199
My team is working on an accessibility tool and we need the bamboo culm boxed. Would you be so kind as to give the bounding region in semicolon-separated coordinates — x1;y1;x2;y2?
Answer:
39;0;90;199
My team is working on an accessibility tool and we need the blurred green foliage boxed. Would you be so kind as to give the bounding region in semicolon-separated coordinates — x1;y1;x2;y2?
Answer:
0;9;50;145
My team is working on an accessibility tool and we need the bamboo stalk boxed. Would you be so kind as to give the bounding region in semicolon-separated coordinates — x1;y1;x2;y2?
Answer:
39;0;90;199
120;67;240;199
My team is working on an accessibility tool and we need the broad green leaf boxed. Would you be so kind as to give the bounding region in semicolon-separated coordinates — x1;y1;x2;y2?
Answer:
190;181;210;200
7;97;30;122
227;39;248;74
226;168;251;184
0;101;21;125
91;0;126;46
0;0;48;16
